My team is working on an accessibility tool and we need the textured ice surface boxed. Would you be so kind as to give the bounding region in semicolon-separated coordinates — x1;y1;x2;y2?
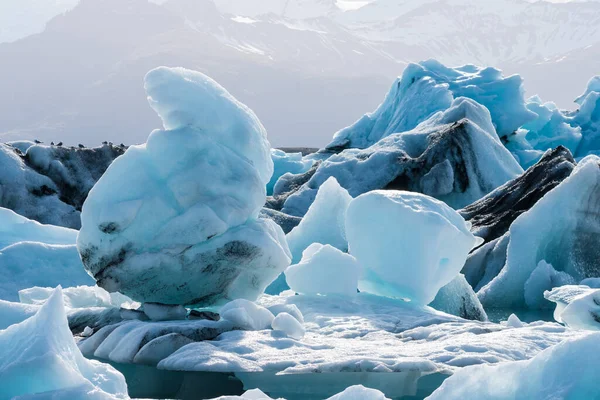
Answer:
0;287;128;399
285;244;360;296
283;97;523;216
0;208;93;301
429;274;487;321
346;190;482;305
479;156;600;309
326;385;390;400
286;177;352;264
77;67;290;306
327;60;535;150
19;285;134;309
268;149;313;195
271;312;305;340
545;285;600;330
426;332;600;400
220;299;275;331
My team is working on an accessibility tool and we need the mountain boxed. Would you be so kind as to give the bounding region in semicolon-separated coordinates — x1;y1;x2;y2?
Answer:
0;0;599;147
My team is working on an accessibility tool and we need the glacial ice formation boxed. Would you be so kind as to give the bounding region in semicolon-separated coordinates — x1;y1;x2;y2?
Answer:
76;67;291;306
208;385;389;400
285;243;360;296
479;155;600;309
18;285;134;309
0;143;124;229
0;287;129;399
346;190;482;305
426;333;600;400
0;207;93;301
286;177;352;263
327;60;535;150
429;274;487;321
545;285;600;331
282;97;523;216
267;149;313;195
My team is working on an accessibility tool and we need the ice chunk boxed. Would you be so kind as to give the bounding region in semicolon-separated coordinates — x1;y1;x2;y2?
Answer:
426;333;600;400
346;190;482;304
429;274;487;321
286;177;352;263
267;149;313;195
0;242;94;301
545;285;600;330
207;389;278;399
0;287;128;399
505;314;524;328
220;299;275;330
0;206;77;248
523;260;576;309
18;285;134;309
283;97;523;216
479;156;600;309
326;385;390;400
285;243;359;296
327;60;535;150
142;303;187;321
271;312;305;339
77;67;290;306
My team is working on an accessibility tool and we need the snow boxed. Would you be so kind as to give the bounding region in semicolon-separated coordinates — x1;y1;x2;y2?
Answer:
286;177;352;264
268;149;313;195
426;332;600;400
221;299;275;331
545;285;600;331
346;190;482;305
271;312;305;340
282;97;523;216
0;287;128;399
285;243;360;296
77;66;290;306
327;60;535;150
478;156;600;309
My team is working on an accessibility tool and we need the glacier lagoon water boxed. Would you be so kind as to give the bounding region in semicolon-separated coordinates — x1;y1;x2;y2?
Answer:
107;361;448;400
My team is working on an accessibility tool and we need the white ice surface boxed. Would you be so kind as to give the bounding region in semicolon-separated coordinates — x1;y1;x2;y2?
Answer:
285;243;359;297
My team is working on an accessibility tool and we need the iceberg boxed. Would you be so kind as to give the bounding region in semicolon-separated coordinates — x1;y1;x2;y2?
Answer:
0;287;128;399
267;149;313;195
0;207;94;301
545;285;600;331
346;190;482;305
479;155;600;309
326;60;535;151
285;243;360;296
282;97;523;216
429;274;487;321
76;67;291;306
426;333;600;400
286;177;352;264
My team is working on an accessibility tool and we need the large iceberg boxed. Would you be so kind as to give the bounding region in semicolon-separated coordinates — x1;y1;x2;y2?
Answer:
0;207;93;301
0;287;129;399
77;67;290;307
282;97;523;216
346;190;482;305
426;332;600;400
326;60;535;151
479;155;600;309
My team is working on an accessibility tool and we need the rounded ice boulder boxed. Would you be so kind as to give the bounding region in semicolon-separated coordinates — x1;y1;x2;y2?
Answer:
77;67;291;307
346;190;482;305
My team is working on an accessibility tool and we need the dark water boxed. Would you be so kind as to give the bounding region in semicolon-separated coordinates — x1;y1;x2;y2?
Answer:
486;308;555;323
